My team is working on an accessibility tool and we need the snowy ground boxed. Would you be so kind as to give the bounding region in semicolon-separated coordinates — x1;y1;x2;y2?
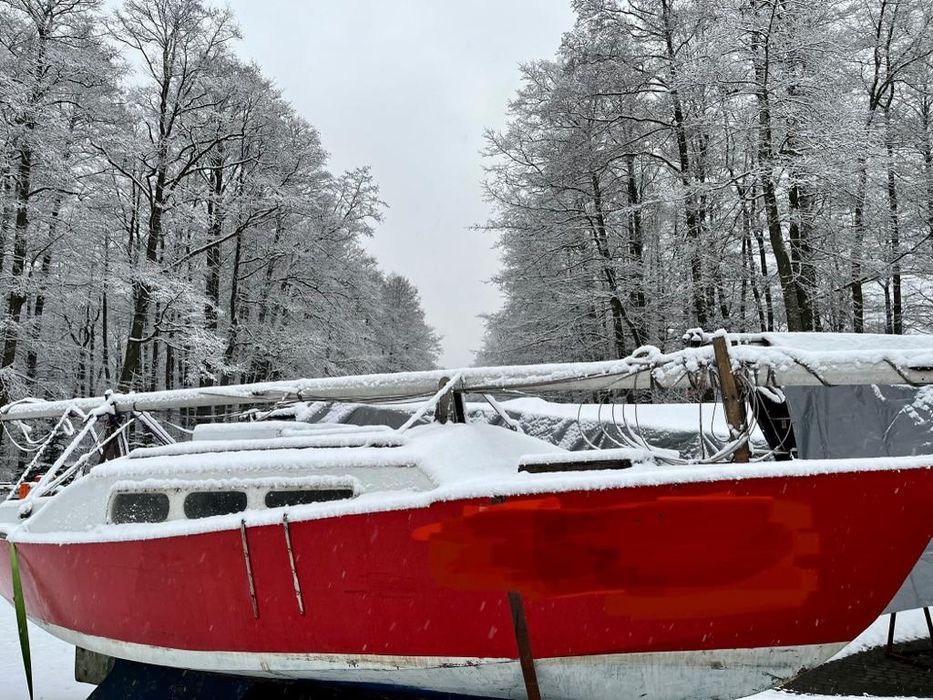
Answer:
1;604;929;700
0;604;93;699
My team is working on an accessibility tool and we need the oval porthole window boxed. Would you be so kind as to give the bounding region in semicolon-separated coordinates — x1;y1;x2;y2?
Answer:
111;492;170;524
183;491;247;519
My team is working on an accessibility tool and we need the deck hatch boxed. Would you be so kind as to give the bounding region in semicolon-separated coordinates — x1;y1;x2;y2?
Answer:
183;491;248;519
110;492;170;524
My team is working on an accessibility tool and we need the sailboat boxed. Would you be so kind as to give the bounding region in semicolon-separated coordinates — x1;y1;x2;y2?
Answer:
0;331;931;700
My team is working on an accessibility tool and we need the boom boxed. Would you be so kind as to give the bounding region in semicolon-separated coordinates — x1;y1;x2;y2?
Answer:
3;331;933;421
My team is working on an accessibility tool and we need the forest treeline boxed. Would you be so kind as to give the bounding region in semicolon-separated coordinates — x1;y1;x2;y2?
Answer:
0;0;440;409
480;0;933;364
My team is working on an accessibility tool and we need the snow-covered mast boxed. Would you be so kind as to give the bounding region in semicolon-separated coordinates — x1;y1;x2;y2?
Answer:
3;331;933;422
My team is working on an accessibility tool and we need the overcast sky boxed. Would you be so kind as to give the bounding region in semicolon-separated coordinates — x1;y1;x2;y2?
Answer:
219;1;575;367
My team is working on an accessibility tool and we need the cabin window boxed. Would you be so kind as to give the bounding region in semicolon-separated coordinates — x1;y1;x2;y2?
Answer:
264;488;355;508
183;491;247;519
111;492;170;524
518;458;633;473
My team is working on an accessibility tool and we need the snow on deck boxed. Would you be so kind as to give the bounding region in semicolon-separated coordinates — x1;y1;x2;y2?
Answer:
191;420;387;441
128;429;406;458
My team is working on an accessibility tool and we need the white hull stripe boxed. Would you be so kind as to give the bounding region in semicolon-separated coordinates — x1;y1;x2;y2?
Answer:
36;620;845;700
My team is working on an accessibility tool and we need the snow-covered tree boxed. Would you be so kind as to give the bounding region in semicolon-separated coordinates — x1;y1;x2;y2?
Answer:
481;0;933;364
0;0;441;432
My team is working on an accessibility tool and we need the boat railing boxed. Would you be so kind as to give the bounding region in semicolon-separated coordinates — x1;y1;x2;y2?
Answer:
3;330;933;504
1;395;178;510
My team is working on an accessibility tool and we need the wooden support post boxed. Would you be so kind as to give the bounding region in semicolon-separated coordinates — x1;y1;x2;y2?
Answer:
433;378;467;424
508;592;541;700
434;377;452;424
886;612;897;655
100;414;125;464
453;391;466;424
74;647;115;685
712;334;751;463
924;608;933;651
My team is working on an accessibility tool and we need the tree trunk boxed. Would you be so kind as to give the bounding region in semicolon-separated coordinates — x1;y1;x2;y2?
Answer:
659;0;707;327
1;143;34;372
851;156;868;333
787;178;817;330
923;96;933;239
118;164;167;390
200;160;224;404
25;252;55;380
737;181;766;331
222;227;243;384
624;155;647;343
754;226;774;331
749;7;803;331
589;172;643;358
0;166;11;275
101;220;112;386
1;8;53;404
204;161;224;335
884;106;902;333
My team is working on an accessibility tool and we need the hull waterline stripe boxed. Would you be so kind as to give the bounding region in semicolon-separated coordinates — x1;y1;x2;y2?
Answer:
10;543;33;700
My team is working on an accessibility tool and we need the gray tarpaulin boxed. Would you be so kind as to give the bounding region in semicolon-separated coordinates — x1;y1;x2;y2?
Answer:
784;385;933;460
286;400;753;459
471;406;728;458
785;385;933;613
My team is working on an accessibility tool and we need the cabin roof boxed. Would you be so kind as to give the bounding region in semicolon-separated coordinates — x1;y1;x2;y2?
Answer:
91;423;561;486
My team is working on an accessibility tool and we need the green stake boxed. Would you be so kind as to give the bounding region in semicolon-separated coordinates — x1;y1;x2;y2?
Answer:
10;543;33;700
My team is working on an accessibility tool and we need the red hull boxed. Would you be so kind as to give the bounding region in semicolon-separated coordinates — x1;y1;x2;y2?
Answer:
2;467;931;661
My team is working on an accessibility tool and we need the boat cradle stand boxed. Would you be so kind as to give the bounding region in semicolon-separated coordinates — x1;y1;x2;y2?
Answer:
884;608;933;670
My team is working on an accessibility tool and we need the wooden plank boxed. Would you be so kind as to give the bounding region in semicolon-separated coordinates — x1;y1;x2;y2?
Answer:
507;592;541;700
453;390;467;424
434;377;453;424
713;335;751;463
